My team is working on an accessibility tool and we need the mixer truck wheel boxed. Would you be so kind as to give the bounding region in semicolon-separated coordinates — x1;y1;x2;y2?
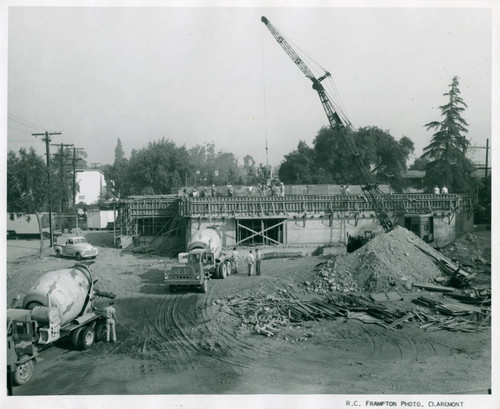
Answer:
13;357;34;386
220;263;227;279
56;249;62;257
77;327;95;350
226;260;232;275
76;253;82;261
96;322;108;342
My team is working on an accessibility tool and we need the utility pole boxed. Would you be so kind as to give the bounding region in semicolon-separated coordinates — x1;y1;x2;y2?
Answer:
470;139;491;183
33;131;62;247
51;143;74;213
484;138;489;183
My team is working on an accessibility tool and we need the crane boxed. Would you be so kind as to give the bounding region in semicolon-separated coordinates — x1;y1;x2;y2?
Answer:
261;16;394;232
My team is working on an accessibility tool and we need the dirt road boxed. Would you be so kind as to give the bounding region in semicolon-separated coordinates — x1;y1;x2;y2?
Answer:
6;231;492;400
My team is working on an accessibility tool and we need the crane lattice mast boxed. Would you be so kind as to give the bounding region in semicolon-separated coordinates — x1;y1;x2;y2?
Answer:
261;16;394;232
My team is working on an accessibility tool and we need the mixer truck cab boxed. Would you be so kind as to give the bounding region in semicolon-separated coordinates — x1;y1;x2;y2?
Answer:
6;264;115;387
165;228;233;293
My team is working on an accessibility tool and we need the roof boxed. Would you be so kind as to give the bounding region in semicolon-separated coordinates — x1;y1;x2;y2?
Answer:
402;170;425;179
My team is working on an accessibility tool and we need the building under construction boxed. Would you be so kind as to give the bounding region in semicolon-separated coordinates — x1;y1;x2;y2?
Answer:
116;188;475;253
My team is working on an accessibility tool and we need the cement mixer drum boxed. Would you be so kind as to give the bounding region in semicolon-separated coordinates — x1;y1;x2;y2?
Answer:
22;264;93;326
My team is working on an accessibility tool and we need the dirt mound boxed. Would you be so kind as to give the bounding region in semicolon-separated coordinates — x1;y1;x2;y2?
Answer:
332;226;443;292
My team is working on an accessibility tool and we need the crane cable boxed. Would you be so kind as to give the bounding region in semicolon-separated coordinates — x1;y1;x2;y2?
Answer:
283;29;354;128
261;24;270;166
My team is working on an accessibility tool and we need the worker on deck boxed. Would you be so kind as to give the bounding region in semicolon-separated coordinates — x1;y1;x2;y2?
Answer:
441;186;448;195
103;301;118;343
433;186;440;195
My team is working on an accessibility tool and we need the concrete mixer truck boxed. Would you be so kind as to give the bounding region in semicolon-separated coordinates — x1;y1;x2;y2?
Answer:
7;263;115;386
164;228;233;293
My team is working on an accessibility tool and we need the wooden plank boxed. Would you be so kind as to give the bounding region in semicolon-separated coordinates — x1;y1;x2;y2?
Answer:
387;311;414;329
412;283;455;292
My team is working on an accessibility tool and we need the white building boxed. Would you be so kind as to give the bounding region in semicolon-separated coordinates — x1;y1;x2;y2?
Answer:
75;170;107;204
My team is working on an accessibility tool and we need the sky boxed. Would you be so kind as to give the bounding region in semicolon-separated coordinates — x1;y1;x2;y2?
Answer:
5;4;494;169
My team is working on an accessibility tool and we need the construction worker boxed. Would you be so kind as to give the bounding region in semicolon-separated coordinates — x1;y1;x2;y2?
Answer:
246;250;255;276
441;186;449;195
255;248;263;276
433;186;440;194
231;247;239;274
103;301;118;343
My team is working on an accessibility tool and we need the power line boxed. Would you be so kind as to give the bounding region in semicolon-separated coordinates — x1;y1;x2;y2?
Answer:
8;114;48;131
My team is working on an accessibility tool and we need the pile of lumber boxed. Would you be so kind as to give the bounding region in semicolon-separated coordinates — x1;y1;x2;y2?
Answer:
413;307;488;333
414;242;475;287
329;293;406;324
413;296;476;316
445;289;491;306
221;294;345;337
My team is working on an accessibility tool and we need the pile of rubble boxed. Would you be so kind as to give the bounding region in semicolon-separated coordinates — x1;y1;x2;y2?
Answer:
332;227;445;293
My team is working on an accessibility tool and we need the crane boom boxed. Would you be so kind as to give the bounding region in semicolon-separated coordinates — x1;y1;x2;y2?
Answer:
261;16;394;232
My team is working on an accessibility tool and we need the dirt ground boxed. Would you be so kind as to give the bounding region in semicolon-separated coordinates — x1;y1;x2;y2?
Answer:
4;228;493;405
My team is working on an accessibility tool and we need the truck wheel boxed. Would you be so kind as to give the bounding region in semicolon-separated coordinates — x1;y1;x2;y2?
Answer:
200;280;208;293
56;249;62;257
76;253;82;261
96;322;108;343
220;262;228;279
13;357;34;386
42;231;50;239
226;260;232;275
78;327;95;350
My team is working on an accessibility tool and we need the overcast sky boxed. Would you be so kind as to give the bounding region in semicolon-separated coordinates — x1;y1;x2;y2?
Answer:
6;5;493;169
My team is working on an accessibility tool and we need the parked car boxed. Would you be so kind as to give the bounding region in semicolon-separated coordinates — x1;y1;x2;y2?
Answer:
54;236;98;260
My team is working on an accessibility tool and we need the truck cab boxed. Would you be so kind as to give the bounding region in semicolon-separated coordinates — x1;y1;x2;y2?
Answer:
165;249;215;293
7;309;40;386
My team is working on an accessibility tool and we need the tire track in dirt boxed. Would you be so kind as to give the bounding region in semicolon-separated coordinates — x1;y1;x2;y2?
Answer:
359;322;440;362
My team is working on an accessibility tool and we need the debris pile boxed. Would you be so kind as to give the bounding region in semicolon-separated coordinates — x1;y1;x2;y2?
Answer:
332;227;445;293
304;258;359;294
411;302;490;333
216;292;345;337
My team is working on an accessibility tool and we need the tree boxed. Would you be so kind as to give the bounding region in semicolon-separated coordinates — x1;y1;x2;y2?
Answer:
7;148;49;258
123;138;190;195
310;126;414;191
422;76;474;193
106;138;129;198
51;146;76;212
114;138;125;163
279;140;332;184
409;156;430;171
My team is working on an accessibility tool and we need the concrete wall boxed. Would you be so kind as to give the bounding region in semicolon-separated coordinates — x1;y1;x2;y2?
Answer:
455;210;474;237
286;215;383;245
181;210;472;250
433;215;456;247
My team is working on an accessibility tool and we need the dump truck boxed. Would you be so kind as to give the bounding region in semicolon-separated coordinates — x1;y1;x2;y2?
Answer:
7;264;114;386
164;228;233;293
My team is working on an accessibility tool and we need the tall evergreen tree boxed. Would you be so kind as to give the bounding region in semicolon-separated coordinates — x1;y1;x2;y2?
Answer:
422;76;474;193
